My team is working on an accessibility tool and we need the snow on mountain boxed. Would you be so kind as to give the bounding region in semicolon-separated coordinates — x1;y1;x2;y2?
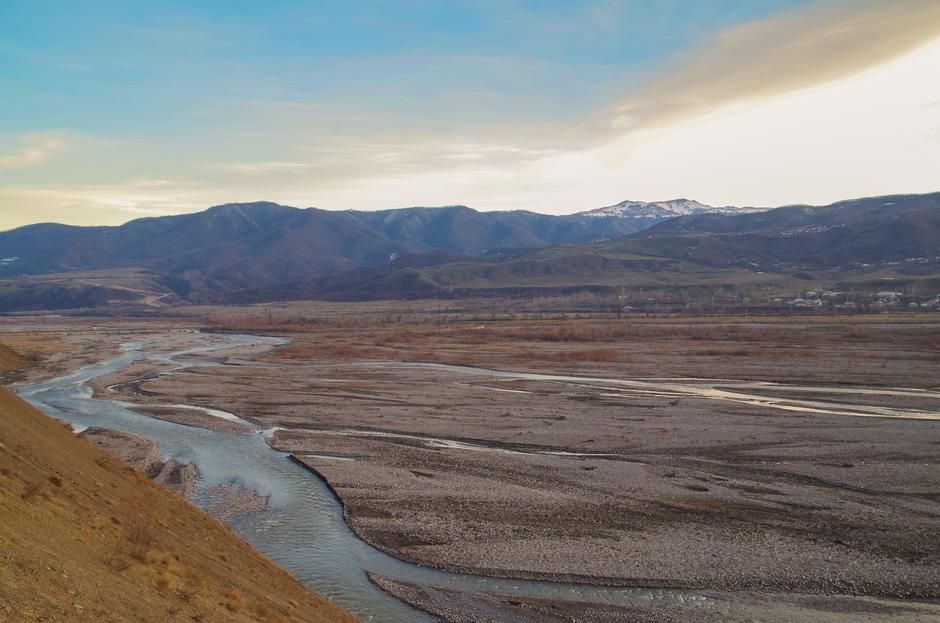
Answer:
581;199;762;219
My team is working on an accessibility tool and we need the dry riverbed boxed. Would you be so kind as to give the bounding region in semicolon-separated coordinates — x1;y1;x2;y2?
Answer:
370;576;940;623
8;314;940;621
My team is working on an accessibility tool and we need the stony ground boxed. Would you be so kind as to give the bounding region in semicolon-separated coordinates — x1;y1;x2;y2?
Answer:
7;313;940;621
81;427;201;499
370;577;940;623
88;343;940;596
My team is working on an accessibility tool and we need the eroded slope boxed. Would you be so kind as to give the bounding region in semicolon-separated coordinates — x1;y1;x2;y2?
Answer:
0;381;360;623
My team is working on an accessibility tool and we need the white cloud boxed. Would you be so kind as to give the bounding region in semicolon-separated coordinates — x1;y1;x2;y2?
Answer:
0;180;218;230
219;161;313;173
0;132;68;168
298;35;940;213
4;1;940;227
606;0;940;139
237;0;940;211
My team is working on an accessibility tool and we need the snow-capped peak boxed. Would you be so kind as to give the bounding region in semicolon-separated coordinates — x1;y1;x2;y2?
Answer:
581;199;724;219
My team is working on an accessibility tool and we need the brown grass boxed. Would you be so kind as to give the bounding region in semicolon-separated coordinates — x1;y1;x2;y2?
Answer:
515;348;620;363
126;514;157;562
0;343;27;374
0;332;78;366
21;479;52;502
436;321;940;350
274;341;385;360
245;315;940;386
0;387;361;623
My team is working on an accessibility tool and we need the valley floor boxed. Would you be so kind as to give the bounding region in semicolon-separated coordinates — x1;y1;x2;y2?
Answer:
4;308;940;621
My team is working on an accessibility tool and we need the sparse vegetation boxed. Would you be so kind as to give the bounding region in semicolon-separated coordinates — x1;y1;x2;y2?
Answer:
514;348;620;363
126;514;157;562
21;478;51;502
0;381;360;623
219;312;940;387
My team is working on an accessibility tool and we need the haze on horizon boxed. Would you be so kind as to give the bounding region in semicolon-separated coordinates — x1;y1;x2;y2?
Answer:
1;0;939;231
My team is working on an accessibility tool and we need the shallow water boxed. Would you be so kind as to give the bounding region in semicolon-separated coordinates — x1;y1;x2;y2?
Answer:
17;333;713;622
358;361;940;421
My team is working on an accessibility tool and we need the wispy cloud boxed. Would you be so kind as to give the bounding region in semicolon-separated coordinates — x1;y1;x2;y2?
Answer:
220;0;940;189
219;161;313;173
0;180;216;230
3;1;939;228
608;0;940;135
0;132;68;168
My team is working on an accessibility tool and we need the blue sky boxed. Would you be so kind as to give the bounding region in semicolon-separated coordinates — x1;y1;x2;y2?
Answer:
2;1;806;134
1;1;939;228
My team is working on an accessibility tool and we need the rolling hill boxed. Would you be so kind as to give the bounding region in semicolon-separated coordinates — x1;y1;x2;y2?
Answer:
1;192;937;310
0;199;745;310
616;192;940;267
221;192;940;303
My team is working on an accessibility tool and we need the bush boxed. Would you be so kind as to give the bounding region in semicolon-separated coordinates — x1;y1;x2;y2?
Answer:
126;515;156;562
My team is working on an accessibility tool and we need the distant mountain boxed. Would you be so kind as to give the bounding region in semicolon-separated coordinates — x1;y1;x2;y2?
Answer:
3;192;935;310
0;202;403;289
580;198;759;219
341;204;644;255
221;192;940;303
0;199;736;309
619;192;940;267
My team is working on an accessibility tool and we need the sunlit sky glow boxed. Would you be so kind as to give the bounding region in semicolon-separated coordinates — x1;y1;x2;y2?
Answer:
1;0;939;230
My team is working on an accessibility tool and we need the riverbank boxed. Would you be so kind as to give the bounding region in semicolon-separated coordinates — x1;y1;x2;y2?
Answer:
0;383;360;623
370;576;940;623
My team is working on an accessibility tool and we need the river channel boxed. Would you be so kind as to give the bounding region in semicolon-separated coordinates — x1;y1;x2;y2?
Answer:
17;332;718;622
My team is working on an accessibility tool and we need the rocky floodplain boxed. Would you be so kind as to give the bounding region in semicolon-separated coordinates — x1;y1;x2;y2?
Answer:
11;314;940;621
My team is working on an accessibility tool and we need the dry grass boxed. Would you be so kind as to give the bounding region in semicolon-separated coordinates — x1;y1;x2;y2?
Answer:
0;343;27;374
0;331;78;363
199;306;940;383
0;387;361;623
21;478;52;502
231;314;940;388
206;316;314;333
515;348;620;363
423;321;940;351
126;514;157;562
274;341;385;360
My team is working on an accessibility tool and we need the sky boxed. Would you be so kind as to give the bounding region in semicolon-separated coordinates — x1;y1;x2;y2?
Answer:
1;0;939;230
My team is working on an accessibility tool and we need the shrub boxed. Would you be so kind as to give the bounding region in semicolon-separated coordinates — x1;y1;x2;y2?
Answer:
126;515;156;562
22;479;51;502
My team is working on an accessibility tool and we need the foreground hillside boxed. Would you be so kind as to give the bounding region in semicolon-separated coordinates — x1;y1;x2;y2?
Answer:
0;349;359;623
0;344;26;375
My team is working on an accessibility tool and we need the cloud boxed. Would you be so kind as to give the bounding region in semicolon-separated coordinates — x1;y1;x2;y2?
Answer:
4;1;939;228
0;132;68;168
0;180;217;230
219;161;313;173
273;33;940;214
608;0;940;136
226;0;940;193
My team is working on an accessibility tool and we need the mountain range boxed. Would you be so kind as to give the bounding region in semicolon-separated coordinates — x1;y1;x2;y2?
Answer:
0;198;737;281
0;193;937;311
